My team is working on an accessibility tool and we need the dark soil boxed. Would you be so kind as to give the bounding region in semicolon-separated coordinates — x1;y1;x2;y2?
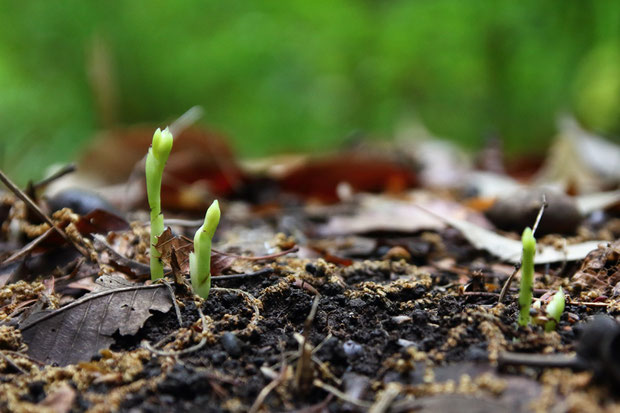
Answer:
1;197;619;412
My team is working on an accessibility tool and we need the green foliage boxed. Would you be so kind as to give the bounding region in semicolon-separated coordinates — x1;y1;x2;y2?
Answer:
544;287;566;332
146;127;173;280
190;200;221;299
518;227;536;327
2;1;620;183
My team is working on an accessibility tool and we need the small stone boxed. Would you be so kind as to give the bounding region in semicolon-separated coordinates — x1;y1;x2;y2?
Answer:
383;246;411;261
343;340;363;358
485;187;581;235
391;315;412;325
221;332;242;358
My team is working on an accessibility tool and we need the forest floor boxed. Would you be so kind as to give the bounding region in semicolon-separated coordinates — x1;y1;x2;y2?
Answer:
0;130;619;413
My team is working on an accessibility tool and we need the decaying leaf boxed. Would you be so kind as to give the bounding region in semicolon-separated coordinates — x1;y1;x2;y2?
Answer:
154;227;296;277
19;278;172;365
419;206;606;264
280;154;417;202
572;240;620;298
320;195;491;236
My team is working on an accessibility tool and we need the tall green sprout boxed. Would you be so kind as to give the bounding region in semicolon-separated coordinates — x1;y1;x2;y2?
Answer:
518;227;536;327
190;200;221;299
145;127;173;280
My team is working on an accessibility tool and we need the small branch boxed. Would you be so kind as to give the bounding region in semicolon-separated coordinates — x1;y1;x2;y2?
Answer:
531;193;548;237
0;351;29;374
313;379;372;410
496;263;520;304
1;227;55;266
0;169;91;260
32;163;76;190
497;195;547;305
162;280;183;327
249;362;288;413
497;351;584;370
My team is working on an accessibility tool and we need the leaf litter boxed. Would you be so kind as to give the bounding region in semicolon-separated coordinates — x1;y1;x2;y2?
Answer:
18;275;172;366
0;125;619;412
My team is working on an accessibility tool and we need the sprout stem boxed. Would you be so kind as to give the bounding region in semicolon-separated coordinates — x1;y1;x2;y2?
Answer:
145;127;173;280
518;227;536;327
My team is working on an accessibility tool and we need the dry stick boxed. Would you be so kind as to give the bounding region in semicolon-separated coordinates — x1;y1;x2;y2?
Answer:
313;379;373;410
369;382;402;413
1;227;55;266
0;169;91;260
248;362;288;413
0;351;29;375
497;351;583;369
162;280;183;327
295;294;321;392
31;163;76;190
497;194;547;304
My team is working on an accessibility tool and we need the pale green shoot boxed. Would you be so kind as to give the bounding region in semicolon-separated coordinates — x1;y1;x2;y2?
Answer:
545;287;566;332
145;127;173;280
190;200;221;299
518;227;536;327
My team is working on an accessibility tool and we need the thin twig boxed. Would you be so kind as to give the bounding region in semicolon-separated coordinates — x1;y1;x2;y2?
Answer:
496;263;520;304
162;280;183;327
497;194;547;305
1;227;54;266
0;169;90;260
249;362;288;413
497;351;583;369
0;351;29;374
531;193;548;237
32;163;76;190
369;382;401;413
313;379;372;409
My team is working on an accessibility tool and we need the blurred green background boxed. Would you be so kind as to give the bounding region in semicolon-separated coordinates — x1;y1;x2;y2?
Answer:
1;1;620;184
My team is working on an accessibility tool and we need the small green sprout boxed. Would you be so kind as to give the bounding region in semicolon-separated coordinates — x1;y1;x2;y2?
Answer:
190;200;221;299
145;127;173;280
544;287;565;332
518;227;536;327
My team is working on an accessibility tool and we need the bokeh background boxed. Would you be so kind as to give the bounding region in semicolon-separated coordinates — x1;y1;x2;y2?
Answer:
1;1;620;184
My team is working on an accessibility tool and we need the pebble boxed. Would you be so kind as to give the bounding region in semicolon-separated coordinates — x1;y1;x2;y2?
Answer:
221;332;242;358
485;187;582;235
343;340;363;358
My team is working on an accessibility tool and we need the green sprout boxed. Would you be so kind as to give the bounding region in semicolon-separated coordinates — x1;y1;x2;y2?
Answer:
190;200;221;299
544;287;565;332
518;227;536;327
145;127;173;280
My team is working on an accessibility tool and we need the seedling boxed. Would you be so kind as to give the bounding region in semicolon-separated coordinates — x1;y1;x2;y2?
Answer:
544;287;565;332
146;127;173;280
190;200;221;299
518;227;536;327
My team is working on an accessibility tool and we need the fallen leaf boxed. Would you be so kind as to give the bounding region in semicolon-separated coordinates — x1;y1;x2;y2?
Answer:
417;205;606;264
19;277;172;365
575;190;620;216
320;194;491;236
572;240;620;297
280;154;416;202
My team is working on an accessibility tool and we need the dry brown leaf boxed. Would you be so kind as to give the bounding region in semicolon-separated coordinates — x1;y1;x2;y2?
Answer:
19;276;172;365
572;240;620;297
